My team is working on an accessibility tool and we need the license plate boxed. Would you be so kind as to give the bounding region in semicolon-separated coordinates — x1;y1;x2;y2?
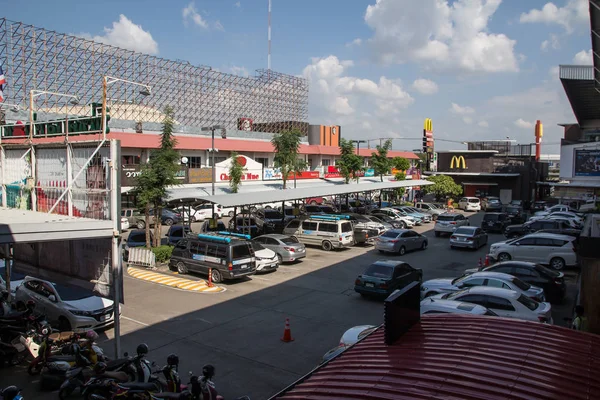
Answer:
241;265;248;269
365;283;374;288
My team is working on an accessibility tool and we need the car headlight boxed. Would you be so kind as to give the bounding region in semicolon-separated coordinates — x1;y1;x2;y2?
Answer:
421;286;428;292
69;309;93;317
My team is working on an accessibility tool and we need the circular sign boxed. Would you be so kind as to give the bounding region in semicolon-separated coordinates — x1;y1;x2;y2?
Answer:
236;156;247;167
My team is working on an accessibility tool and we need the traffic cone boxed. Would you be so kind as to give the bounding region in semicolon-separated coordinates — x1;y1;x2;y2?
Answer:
281;318;294;343
478;258;482;270
485;255;490;267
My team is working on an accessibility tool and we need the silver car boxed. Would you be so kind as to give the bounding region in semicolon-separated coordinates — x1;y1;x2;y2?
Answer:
375;229;428;255
15;277;116;331
414;202;444;220
420;271;546;302
253;234;306;263
434;212;470;237
449;226;488;250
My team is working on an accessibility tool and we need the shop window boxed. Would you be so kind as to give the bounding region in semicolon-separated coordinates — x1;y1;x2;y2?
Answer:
256;157;269;167
322;159;331;167
208;157;227;166
122;155;140;165
187;156;202;168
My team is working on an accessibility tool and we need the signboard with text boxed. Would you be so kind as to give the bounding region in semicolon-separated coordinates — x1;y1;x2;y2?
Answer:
263;168;320;180
574;149;600;177
188;168;213;183
121;165;142;187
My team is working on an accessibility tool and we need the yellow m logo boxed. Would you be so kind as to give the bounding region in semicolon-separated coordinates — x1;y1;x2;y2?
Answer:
450;155;466;169
424;118;433;132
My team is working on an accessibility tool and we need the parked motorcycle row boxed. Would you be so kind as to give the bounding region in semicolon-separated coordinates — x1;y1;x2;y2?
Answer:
1;292;250;400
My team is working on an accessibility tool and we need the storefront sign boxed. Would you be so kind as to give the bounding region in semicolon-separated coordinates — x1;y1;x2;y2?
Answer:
219;171;260;181
189;168;213;183
324;166;374;178
574;149;600;177
264;168;320;180
215;155;262;182
4;116;104;137
450;155;467;169
121;165;141;186
175;167;187;181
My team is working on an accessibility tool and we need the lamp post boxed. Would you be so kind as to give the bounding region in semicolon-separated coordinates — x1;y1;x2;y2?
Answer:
29;90;80;140
201;125;226;219
102;76;151;139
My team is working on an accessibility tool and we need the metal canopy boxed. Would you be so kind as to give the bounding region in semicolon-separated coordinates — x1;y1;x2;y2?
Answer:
170;179;433;208
0;207;113;244
559;66;600;124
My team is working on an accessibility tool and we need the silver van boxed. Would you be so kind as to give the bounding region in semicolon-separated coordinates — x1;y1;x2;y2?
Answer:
282;215;354;251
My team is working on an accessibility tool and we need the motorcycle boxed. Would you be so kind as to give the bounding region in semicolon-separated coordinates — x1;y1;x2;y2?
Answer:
0;335;26;367
0;386;23;400
197;365;250;400
40;342;104;391
27;330;81;375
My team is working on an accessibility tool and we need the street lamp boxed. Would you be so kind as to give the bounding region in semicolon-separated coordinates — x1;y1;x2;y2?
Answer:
201;125;226;197
29;90;80;140
102;76;152;139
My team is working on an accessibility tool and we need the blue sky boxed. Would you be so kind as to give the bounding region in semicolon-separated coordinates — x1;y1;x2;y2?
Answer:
5;0;593;153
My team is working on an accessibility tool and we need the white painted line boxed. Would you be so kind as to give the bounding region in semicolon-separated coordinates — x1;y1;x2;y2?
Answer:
280;266;301;271
252;276;272;282
122;316;150;327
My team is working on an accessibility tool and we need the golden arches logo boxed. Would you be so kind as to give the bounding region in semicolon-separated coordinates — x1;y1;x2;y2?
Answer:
450;155;466;169
424;118;433;132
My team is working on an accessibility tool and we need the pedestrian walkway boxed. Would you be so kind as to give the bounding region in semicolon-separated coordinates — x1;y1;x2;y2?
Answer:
127;267;226;293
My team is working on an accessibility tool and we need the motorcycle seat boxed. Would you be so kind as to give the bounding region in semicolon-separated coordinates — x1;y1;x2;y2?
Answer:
118;382;158;391
47;355;76;362
49;331;74;341
101;370;129;382
106;358;131;370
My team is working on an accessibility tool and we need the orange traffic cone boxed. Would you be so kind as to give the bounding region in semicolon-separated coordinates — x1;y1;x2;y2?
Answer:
281;318;294;343
485;255;490;267
478;258;482;270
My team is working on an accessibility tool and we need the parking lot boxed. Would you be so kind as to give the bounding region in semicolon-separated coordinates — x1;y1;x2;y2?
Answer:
0;210;579;399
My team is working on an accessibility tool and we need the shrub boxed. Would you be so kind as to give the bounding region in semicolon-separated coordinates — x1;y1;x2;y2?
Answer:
152;245;173;263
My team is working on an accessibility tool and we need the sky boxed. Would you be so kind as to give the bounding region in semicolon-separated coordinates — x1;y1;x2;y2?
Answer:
4;0;594;154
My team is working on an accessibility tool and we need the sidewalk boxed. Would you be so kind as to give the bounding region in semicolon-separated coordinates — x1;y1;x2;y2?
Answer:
127;267;226;293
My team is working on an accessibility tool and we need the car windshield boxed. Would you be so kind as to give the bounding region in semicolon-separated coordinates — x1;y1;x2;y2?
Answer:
454;227;473;235
506;207;519;213
369;216;383;223
437;215;455;222
468;199;480;203
264;211;282;219
381;231;400;238
53;284;94;301
451;274;469;285
511;277;531;291
364;264;394;278
489;199;500;204
232;244;253;259
484;310;499;316
517;294;538;311
281;237;299;245
251;242;266;251
129;233;146;243
535;264;561;278
444;288;469;299
483;214;499;221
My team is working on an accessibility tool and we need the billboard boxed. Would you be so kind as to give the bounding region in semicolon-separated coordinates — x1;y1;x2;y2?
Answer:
574;149;600;177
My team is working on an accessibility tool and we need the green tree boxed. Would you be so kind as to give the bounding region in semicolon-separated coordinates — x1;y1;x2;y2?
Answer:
271;129;303;189
421;175;462;201
394;171;407;200
228;151;244;193
337;138;364;183
392;156;411;172
371;139;392;182
132;106;180;247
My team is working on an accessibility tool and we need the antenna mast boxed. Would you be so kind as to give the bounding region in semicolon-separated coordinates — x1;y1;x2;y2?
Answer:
268;0;272;71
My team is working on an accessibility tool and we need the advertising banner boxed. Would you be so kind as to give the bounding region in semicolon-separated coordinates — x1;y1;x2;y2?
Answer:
325;166;375;178
215;155;262;182
121;165;142;186
189;168;213;183
574;149;600;177
264;168;320;180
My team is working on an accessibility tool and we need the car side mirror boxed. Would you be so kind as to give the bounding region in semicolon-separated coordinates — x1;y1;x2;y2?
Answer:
48;295;56;302
514;242;520;246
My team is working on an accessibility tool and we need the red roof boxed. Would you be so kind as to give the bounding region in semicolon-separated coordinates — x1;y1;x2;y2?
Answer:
273;315;600;400
1;132;418;159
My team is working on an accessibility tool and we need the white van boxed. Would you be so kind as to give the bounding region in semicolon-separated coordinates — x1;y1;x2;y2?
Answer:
458;197;481;212
282;215;354;251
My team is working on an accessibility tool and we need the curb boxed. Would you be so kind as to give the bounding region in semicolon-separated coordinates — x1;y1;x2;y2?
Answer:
127;267;226;293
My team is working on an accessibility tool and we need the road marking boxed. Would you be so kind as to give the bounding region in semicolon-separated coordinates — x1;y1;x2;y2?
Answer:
127;267;225;293
122;316;150;327
252;276;272;282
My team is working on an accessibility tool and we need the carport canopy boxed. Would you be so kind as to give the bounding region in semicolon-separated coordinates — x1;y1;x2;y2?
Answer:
168;179;433;208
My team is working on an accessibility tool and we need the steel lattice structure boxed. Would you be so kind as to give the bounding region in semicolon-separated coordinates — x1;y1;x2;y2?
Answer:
0;18;309;134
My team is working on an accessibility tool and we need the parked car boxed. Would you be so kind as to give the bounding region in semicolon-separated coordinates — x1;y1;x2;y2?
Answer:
346;213;386;235
464;261;566;303
198;219;228;233
281;206;302;223
368;213;404;229
536;228;581;238
531;201;548;213
403;206;434;223
250;242;279;273
121;208;142;227
537;204;579;215
371;208;415;228
457;197;481;212
430;286;553;323
302;205;327;215
420;298;498;316
504;219;573;239
321;325;377;363
306;197;325;205
504;205;525;224
253;234;306;263
283;215;354;251
531;212;583;228
166;225;192;246
392;206;431;224
194;203;223;219
488;233;577;270
135;208;182;229
449;226;488;250
124;229;154;261
481;197;502;212
434;212;470;237
364;215;394;231
0;264;25;296
510;200;523;207
414;202;444;220
15;277;117;331
421;271;545;302
375;229;428;255
229;215;261;237
481;212;511;233
254;208;285;233
354;260;422;298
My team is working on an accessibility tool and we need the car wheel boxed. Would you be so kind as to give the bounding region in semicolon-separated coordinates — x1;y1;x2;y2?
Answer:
498;252;511;262
322;241;333;251
400;221;407;229
176;262;188;274
58;317;72;332
421;241;428;250
277;254;283;264
398;246;406;255
434;231;440;237
164;218;174;226
265;205;272;209
191;216;197;223
550;257;566;270
136;220;145;229
211;269;223;284
228;211;235;217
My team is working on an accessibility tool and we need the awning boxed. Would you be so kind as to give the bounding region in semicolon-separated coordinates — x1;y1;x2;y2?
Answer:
0;207;113;244
169;179;433;208
462;182;498;186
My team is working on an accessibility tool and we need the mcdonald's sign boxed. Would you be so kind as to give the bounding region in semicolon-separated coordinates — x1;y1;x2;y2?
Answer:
424;118;433;132
450;155;467;169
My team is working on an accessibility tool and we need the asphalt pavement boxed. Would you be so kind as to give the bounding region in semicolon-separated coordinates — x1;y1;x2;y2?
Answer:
0;211;579;399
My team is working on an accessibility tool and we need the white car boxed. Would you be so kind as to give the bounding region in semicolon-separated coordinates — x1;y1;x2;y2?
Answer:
321;325;377;363
457;197;481;212
489;232;577;270
431;286;553;324
372;208;416;228
15;277;116;331
120;217;130;231
531;211;582;225
420;298;498;316
421;271;546;302
250;242;279;273
0;262;26;296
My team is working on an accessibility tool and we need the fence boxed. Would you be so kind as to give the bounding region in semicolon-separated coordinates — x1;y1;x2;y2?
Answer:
127;247;156;269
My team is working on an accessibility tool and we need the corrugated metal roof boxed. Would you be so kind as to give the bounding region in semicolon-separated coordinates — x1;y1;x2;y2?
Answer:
272;315;600;400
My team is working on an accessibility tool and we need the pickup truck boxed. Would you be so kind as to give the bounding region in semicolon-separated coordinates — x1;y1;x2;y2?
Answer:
504;219;572;239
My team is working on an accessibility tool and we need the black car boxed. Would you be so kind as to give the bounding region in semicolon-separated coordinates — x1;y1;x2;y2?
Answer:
536;228;581;238
504;205;525;224
165;225;192;246
467;261;566;303
504;219;572;239
254;208;285;233
354;260;422;298
531;201;548;213
481;213;510;233
229;215;261;237
124;229;154;261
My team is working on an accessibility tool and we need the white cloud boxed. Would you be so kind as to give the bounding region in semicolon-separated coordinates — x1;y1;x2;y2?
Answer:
549;66;560;77
573;49;593;65
229;66;250;77
541;34;560;51
463;116;473;124
183;2;209;29
520;0;588;33
478;120;489;128
363;0;519;73
514;118;535;129
411;79;439;95
214;20;225;31
450;102;475;115
80;15;158;55
346;38;362;47
235;1;241;7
